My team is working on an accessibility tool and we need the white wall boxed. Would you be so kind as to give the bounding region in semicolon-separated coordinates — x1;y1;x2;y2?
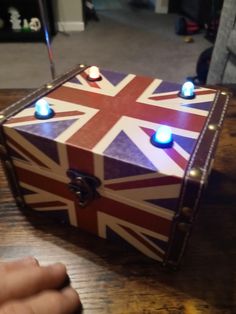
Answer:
52;0;84;32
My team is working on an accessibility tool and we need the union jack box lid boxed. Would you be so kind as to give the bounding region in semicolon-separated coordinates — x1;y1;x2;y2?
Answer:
0;65;230;266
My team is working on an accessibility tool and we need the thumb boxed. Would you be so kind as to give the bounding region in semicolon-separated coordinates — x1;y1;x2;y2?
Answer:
0;287;81;314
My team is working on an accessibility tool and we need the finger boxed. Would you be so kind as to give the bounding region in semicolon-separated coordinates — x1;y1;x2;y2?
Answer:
0;288;81;314
29;288;82;314
0;263;67;303
58;274;71;290
0;257;39;273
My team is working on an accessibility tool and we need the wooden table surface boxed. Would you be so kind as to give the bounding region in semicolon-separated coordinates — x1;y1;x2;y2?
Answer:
0;89;235;314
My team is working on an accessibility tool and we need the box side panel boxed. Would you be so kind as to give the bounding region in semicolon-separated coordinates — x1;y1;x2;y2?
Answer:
88;154;183;262
166;91;230;266
3;122;180;262
0;126;23;205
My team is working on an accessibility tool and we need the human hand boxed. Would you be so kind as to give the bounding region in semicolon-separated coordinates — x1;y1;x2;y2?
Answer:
0;257;81;314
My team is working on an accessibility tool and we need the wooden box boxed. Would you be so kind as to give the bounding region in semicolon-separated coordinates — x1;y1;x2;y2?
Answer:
0;65;230;266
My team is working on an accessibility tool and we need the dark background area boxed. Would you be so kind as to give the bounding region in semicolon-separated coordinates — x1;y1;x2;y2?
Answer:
172;0;223;25
0;0;56;42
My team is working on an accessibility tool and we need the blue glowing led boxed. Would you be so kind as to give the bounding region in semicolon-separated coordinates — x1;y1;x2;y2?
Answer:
151;126;173;148
34;99;54;119
179;81;195;99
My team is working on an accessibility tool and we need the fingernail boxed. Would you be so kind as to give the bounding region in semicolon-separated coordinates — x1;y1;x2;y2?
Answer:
62;287;79;298
62;287;82;308
49;262;67;275
21;256;39;266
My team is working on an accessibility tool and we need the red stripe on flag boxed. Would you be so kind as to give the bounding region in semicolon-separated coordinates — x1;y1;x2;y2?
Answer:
99;197;171;236
140;126;189;170
72;195;171;237
5;110;84;125
150;89;216;101
121;225;164;258
105;176;182;190
16;167;73;200
48;78;206;150
15;166;171;238
81;71;100;89
195;89;216;96
66;145;94;175
163;147;188;170
29;201;67;208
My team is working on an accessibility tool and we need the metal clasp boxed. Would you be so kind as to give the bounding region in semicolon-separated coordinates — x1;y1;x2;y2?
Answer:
67;169;101;208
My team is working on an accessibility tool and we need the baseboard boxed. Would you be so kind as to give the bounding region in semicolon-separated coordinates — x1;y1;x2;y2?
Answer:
57;21;85;32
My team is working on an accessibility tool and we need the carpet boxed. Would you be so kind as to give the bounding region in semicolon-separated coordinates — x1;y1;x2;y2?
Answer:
0;7;211;88
93;0;125;10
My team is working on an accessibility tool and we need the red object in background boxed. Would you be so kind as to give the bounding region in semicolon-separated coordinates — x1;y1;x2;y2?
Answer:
175;16;200;35
185;19;201;34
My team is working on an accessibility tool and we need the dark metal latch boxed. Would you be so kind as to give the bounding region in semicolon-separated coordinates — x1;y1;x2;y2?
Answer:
67;169;101;208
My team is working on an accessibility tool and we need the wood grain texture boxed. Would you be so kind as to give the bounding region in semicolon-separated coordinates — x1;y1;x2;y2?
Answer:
0;89;235;314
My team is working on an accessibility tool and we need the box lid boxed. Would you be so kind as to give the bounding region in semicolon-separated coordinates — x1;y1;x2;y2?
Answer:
4;67;217;177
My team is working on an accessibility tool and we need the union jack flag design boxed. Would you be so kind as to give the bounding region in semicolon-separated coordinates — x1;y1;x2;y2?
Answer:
3;67;216;262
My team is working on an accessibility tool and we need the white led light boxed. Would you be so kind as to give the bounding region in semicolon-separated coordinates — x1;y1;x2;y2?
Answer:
35;99;49;116
88;66;100;80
